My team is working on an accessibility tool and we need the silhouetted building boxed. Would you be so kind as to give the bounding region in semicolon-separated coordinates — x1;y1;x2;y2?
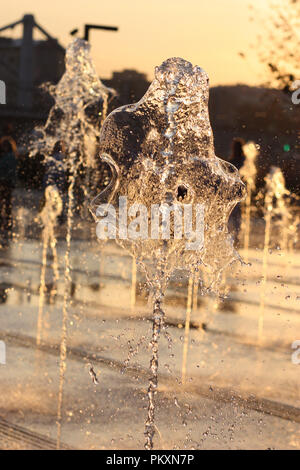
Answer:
104;69;150;107
0;14;65;117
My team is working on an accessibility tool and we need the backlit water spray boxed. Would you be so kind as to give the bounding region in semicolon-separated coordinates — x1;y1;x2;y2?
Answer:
36;185;62;346
258;166;298;342
91;58;245;449
30;38;113;448
181;272;194;385
240;141;258;263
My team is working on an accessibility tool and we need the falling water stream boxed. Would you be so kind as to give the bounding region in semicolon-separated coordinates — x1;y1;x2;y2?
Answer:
131;257;137;310
181;272;194;385
0;17;298;450
36;185;62;346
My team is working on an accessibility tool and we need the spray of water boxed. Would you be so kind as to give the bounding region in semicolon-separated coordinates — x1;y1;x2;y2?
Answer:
30;38;114;448
91;57;245;449
131;257;137;311
240;141;258;262
258;166;298;342
181;272;194;385
36;185;62;346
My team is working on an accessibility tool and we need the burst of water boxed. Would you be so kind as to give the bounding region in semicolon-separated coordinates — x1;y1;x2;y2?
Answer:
30;38;114;449
122;335;146;373
91;57;246;449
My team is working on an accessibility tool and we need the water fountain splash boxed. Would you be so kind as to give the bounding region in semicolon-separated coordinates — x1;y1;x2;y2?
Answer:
258;166;299;342
121;335;147;374
36;185;62;346
57;172;74;449
30;38;115;200
270;171;299;255
181;272;194;385
144;269;165;451
91;57;246;449
131;257;137;311
29;38;115;449
240;141;259;262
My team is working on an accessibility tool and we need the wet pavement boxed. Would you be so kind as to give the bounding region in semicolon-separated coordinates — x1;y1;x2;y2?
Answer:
0;232;299;449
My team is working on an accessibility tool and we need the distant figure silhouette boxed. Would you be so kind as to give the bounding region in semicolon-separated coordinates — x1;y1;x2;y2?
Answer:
0;138;18;245
229;137;246;170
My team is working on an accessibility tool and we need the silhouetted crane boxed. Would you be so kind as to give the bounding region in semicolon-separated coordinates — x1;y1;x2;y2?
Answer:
0;14;63;109
70;23;118;41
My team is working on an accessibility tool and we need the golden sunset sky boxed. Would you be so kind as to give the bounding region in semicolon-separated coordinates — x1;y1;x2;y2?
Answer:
1;0;272;85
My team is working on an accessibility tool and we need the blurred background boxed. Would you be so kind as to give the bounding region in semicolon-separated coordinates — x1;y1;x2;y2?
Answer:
0;0;299;191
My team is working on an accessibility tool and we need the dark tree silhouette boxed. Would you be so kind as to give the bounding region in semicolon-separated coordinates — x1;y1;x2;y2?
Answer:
251;0;300;92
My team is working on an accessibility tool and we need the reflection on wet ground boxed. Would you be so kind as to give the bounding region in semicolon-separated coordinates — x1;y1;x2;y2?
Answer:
0;219;299;449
